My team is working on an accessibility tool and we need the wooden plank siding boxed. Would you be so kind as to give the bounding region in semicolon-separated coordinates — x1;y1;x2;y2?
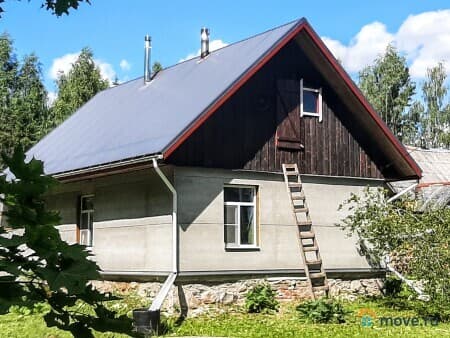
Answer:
168;39;383;179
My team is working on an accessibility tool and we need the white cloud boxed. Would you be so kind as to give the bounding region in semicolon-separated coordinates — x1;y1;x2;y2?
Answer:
322;10;450;78
47;91;57;106
119;59;131;71
179;39;228;62
49;53;79;80
95;60;116;83
49;52;116;84
323;22;394;73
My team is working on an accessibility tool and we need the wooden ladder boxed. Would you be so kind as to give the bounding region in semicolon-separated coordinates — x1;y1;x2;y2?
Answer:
282;163;329;299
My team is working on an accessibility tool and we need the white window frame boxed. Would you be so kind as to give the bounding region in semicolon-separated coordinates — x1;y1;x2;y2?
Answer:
300;78;323;122
224;185;258;249
79;195;94;247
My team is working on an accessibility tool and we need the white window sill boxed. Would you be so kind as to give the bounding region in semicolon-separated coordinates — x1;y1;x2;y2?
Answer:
225;245;260;252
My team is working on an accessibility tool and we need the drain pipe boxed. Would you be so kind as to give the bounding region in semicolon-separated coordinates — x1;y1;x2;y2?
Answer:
146;157;178;315
152;156;177;274
387;182;418;203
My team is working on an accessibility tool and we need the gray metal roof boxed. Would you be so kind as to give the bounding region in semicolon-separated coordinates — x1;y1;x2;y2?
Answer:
406;146;450;183
28;19;301;175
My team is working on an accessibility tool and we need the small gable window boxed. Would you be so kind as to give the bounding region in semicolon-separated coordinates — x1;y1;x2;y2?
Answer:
300;79;322;122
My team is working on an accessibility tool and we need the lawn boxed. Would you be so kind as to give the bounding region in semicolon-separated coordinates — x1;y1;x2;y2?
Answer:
0;299;449;337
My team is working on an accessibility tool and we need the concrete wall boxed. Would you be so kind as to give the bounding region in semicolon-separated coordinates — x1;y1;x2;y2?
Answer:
175;167;383;274
46;168;174;272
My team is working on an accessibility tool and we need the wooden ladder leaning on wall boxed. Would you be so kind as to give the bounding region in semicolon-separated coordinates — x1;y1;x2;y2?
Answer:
282;163;329;299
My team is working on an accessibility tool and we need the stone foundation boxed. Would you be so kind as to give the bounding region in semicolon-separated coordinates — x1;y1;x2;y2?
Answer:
92;277;384;316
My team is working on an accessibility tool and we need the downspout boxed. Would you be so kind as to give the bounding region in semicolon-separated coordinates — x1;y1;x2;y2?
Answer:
387;182;418;203
152;157;177;274
147;156;178;313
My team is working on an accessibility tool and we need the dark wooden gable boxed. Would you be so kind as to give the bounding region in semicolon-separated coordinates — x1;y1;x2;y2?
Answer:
167;39;385;179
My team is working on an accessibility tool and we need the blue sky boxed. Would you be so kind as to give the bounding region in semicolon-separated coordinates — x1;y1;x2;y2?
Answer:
1;0;450;95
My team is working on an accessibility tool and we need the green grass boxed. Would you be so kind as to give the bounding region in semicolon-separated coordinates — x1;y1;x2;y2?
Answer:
0;298;449;337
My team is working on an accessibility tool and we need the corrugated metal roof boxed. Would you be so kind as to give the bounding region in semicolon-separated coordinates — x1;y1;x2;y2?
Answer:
406;146;450;183
27;19;301;175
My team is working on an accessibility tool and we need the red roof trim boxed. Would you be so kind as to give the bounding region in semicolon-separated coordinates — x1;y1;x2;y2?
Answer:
163;19;422;178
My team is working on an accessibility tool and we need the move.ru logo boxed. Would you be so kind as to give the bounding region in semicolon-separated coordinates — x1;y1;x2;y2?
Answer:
358;308;377;327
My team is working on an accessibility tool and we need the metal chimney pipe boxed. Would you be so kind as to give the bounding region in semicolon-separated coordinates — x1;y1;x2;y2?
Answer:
200;28;210;58
144;35;151;83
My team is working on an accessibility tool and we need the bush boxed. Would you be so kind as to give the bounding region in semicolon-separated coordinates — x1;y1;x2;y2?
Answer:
245;283;279;313
384;276;403;297
296;298;350;323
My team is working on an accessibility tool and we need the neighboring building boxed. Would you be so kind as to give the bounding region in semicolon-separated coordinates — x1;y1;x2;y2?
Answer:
2;18;421;283
406;146;450;208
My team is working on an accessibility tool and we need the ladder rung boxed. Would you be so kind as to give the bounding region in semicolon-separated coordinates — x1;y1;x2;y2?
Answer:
283;164;298;169
306;259;322;266
294;207;309;213
300;231;315;239
298;221;312;226
291;195;306;201
309;272;326;279
303;245;318;252
288;182;302;188
285;171;299;176
313;285;329;291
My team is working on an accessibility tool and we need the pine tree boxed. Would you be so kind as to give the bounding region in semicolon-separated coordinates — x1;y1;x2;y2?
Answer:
0;34;48;164
50;47;108;128
359;44;416;141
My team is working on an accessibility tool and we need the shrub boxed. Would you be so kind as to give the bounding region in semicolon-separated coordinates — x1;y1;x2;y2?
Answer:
296;298;350;323
245;283;279;313
384;276;403;297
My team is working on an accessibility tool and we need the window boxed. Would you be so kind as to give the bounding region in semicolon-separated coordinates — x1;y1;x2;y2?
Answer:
300;78;323;122
224;186;257;248
79;195;94;246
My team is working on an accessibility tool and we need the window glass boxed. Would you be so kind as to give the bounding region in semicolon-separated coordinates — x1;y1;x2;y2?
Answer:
224;205;237;224
224;187;254;202
303;90;318;114
82;196;94;211
80;213;89;230
225;224;237;245
240;205;254;245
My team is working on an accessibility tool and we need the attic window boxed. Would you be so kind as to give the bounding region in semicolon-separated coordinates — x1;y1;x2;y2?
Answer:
300;79;322;122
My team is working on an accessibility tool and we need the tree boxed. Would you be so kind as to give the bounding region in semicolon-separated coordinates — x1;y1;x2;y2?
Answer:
340;188;450;320
0;34;18;158
359;44;416;141
50;47;108;128
152;61;163;74
411;63;450;148
12;54;50;149
0;34;49;164
0;148;132;337
0;0;90;17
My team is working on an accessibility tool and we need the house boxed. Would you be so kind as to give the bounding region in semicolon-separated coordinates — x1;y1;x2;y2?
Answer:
2;19;421;294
